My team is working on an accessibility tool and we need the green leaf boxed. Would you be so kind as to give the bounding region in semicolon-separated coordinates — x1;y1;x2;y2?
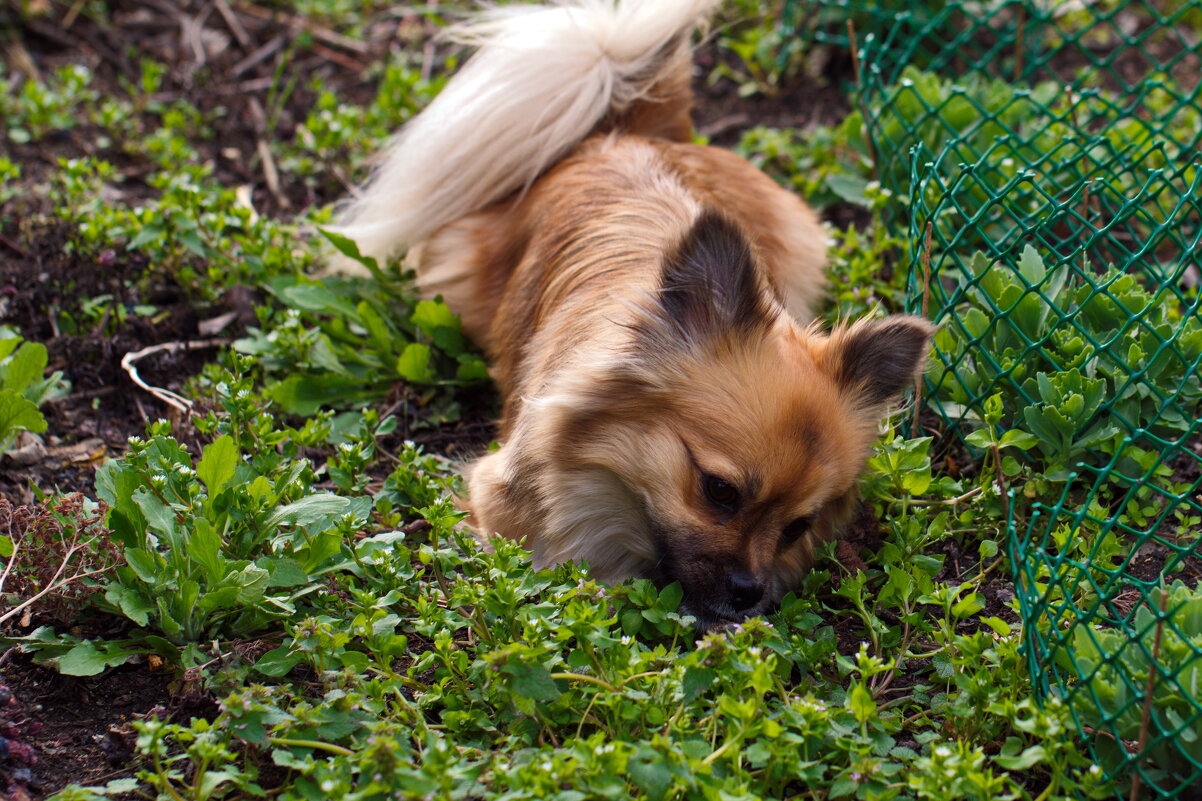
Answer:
2;341;47;396
995;744;1048;770
629;751;673;801
964;429;994;449
825;172;872;207
127;222;165;251
506;661;560;702
268;374;376;415
298;530;344;573
998;429;1039;450
261;557;310;588
412;299;459;337
848;681;876;724
197;434;238;494
0;389;48;441
266;493;350;529
658;581;683;611
0;534;12;558
683;667;716;702
124;547;163;584
395;343;433;383
105;584;154;627
317;228;380;273
253;646;303;678
58;640;134;676
980;615;1011;636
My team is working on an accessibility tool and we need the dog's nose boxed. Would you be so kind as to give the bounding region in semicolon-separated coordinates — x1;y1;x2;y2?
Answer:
726;570;763;611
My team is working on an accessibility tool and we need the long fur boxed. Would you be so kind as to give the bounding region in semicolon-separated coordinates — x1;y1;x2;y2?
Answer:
333;0;934;630
329;0;720;266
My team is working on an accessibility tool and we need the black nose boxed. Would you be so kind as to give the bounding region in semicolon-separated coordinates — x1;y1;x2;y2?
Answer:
725;570;764;611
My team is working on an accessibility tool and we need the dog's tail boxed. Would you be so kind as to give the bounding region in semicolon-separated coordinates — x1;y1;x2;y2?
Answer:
329;0;718;266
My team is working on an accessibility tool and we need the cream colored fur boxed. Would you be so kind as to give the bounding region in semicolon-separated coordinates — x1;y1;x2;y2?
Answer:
329;0;720;268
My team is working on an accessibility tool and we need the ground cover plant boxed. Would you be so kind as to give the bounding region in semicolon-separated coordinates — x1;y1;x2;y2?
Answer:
1;0;1199;799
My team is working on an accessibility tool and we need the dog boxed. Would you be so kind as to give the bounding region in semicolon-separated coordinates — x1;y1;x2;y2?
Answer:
331;0;934;630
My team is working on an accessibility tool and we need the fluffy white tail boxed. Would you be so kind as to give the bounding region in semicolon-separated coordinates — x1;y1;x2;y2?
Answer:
328;0;718;267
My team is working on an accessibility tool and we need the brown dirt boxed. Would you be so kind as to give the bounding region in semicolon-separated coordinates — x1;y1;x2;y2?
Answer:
0;652;221;798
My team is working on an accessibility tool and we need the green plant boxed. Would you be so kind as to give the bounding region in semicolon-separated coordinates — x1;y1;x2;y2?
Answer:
932;246;1202;475
1058;581;1202;792
0;329;69;454
233;231;487;415
712;0;807;97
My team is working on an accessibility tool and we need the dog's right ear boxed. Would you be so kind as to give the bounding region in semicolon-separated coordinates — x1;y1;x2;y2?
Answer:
638;209;772;352
827;316;936;409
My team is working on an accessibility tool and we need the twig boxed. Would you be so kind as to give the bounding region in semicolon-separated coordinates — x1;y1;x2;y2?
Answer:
213;0;252;48
62;0;88;29
310;41;368;72
1130;589;1170;801
0;234;27;257
0;530;108;626
247;99;289;209
992;443;1011;522
698;113;751;140
912;220;933;434
120;339;228;415
0;528;19;595
233;35;286;77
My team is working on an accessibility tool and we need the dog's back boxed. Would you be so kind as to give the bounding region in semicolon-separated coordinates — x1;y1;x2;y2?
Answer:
416;135;827;411
331;1;827;386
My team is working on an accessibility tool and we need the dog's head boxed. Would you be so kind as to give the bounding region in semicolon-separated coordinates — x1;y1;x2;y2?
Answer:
555;210;934;630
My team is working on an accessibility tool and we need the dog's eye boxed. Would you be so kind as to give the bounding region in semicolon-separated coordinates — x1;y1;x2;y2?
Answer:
702;475;739;511
781;516;813;544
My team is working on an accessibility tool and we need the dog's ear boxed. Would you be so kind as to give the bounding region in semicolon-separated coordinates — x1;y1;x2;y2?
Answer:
643;209;771;348
828;316;935;408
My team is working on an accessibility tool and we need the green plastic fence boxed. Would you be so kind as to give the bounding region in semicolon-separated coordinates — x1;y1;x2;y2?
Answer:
793;0;1202;795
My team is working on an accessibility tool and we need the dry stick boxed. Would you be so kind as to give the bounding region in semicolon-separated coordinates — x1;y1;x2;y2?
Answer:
62;0;88;29
213;0;252;48
912;221;934;434
992;441;1011;522
1130;589;1171;801
310;41;368;73
233;35;286;77
846;19;879;182
120;339;229;415
247;98;289;209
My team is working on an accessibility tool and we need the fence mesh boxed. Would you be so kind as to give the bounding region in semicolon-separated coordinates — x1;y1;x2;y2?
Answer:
793;0;1202;795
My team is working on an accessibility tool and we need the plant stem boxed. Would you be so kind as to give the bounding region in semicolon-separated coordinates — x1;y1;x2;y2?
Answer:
1129;588;1170;801
550;672;618;693
268;736;355;757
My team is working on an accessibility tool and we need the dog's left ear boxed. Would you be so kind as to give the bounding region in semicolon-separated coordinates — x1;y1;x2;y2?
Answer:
643;209;771;350
828;316;936;408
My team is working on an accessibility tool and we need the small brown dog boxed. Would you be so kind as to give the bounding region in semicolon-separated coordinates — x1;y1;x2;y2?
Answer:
333;0;933;629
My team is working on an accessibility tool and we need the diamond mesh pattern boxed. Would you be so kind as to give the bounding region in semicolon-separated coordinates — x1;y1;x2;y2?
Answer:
798;0;1202;794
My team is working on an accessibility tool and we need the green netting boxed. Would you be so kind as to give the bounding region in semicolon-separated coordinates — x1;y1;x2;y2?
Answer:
796;0;1202;795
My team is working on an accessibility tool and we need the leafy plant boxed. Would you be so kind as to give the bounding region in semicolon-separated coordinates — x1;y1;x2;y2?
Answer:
0;329;69;454
234;231;487;415
932;245;1202;474
1058;581;1202;791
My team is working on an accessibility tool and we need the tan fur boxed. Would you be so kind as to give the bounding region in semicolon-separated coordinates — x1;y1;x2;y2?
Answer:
341;0;933;628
